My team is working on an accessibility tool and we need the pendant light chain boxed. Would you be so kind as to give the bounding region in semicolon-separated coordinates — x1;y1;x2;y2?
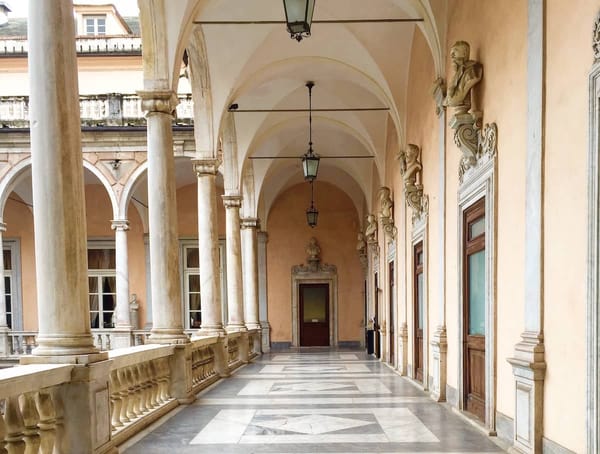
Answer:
309;82;313;151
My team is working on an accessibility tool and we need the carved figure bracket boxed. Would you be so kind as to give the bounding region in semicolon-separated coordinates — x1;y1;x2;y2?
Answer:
398;144;428;220
378;187;397;241
594;11;600;62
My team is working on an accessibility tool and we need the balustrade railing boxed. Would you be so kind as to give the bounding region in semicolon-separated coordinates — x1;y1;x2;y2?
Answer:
0;93;194;128
0;36;142;56
0;330;258;450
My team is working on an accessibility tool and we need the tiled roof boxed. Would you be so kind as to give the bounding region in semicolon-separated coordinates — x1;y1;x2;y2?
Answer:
0;16;140;38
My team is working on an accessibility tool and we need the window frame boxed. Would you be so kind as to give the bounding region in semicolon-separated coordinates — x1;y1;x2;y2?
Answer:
83;15;107;36
87;240;116;329
3;239;21;330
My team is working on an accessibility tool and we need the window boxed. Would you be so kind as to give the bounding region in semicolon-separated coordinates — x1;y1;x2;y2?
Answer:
84;15;106;36
3;248;12;328
180;240;227;329
88;246;116;329
2;240;21;330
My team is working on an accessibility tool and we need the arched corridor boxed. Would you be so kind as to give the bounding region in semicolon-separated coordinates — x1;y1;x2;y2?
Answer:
123;349;503;453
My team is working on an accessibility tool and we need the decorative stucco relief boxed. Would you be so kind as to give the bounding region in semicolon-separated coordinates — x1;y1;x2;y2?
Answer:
594;10;600;62
444;40;498;183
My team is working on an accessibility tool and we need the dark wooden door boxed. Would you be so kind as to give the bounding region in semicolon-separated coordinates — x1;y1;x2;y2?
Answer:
374;272;380;358
299;283;329;346
413;242;424;382
463;198;486;421
389;260;395;366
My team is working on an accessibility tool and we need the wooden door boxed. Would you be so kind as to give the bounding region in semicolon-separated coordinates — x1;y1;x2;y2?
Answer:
374;272;380;358
389;260;395;366
299;283;329;346
413;242;424;382
463;198;486;421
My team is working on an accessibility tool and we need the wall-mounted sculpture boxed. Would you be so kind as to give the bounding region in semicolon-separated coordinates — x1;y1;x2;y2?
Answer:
378;187;397;240
364;214;379;257
398;144;428;221
444;40;498;182
356;232;368;271
305;237;321;270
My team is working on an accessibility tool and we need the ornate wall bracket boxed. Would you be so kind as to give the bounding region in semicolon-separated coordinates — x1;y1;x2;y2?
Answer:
378;187;397;241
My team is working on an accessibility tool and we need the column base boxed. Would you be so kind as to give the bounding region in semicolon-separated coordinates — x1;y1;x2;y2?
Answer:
397;323;409;375
21;351;109;365
197;326;226;337
260;321;271;353
226;324;247;332
32;334;102;359
148;329;190;344
507;332;546;454
245;322;261;330
430;325;447;402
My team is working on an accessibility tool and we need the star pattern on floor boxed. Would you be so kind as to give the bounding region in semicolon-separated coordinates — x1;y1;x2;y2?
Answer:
270;382;357;393
250;414;375;435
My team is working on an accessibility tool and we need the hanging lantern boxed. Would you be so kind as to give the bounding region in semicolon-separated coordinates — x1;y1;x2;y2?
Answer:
306;203;319;228
283;0;316;42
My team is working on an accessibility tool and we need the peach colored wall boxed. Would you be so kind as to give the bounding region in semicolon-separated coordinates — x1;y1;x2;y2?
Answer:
542;1;598;450
404;28;440;380
4;195;36;330
126;203;147;328
176;183;226;238
445;0;527;420
267;181;364;343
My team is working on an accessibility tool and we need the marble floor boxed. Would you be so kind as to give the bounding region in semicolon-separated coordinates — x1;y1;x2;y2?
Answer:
123;350;505;453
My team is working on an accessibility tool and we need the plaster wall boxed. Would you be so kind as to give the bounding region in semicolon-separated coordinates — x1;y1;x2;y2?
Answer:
4;195;36;330
541;1;598;450
176;183;226;238
266;181;363;343
445;0;527;419
404;28;440;382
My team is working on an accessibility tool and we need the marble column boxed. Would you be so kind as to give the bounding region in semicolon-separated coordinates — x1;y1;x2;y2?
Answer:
193;159;224;334
258;231;271;352
508;1;546;452
139;90;188;344
28;0;100;359
111;219;132;348
223;195;245;330
241;218;260;330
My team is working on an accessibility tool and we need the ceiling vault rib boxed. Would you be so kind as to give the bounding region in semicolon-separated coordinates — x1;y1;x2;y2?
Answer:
193;18;424;25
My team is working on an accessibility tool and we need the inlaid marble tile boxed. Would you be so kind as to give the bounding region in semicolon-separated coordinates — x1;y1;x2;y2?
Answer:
260;363;371;374
238;379;391;396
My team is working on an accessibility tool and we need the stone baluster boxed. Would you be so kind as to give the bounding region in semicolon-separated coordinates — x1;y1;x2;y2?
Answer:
138;90;188;345
19;393;40;454
34;391;56;454
110;370;123;429
116;368;130;424
5;396;25;454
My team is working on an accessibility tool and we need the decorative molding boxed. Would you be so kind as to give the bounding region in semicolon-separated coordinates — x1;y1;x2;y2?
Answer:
594;10;600;62
240;218;260;230
136;90;178;116
222;194;242;209
193;158;221;177
110;219;129;231
444;41;498;182
292;262;337;275
398;144;428;222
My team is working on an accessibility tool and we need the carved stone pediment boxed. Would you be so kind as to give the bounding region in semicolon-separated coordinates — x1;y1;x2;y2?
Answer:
292;263;337;275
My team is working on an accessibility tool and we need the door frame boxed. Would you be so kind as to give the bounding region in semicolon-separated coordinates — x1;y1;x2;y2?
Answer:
457;155;496;432
299;282;330;346
411;217;428;388
291;264;338;347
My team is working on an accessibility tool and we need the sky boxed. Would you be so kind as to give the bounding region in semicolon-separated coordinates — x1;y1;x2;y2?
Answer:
7;0;139;17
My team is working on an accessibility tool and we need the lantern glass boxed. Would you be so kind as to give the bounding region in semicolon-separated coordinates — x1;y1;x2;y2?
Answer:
283;0;315;39
306;206;319;228
302;152;320;181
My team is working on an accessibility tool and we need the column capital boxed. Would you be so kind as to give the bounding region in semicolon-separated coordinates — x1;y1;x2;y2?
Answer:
222;194;242;209
111;219;130;231
241;218;260;230
137;90;178;115
192;158;221;177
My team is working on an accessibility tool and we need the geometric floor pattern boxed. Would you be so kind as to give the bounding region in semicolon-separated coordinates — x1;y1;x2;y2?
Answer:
123;348;505;453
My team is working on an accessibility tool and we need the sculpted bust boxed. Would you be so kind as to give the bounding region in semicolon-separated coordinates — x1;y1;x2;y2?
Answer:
400;144;422;189
378;187;393;220
365;214;377;243
444;41;482;114
356;232;367;255
306;237;321;262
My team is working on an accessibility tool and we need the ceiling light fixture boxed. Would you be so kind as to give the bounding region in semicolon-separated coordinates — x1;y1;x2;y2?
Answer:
306;181;319;228
283;0;316;42
302;81;320;181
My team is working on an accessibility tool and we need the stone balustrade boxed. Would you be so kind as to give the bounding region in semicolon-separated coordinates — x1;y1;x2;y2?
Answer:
0;330;261;450
0;93;194;128
0;364;74;453
0;36;142;56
